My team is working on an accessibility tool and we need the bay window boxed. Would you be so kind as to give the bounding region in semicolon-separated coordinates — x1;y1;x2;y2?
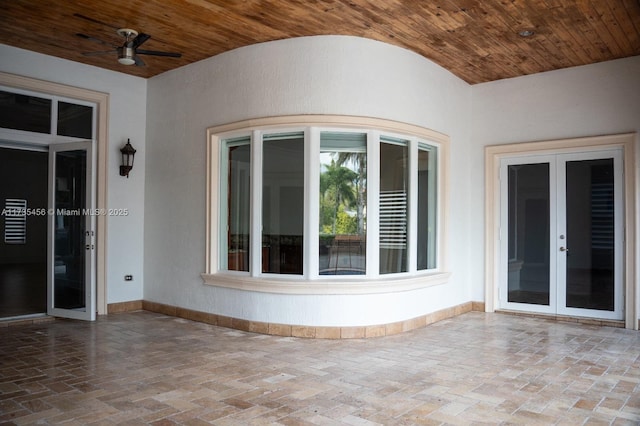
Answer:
206;116;448;292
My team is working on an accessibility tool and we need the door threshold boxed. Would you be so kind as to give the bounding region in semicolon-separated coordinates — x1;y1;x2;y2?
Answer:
0;313;55;327
495;309;625;328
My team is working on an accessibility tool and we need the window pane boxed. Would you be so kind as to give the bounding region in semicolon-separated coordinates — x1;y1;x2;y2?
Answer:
262;132;304;274
417;144;437;270
319;132;366;275
224;137;251;271
57;101;93;139
380;137;408;274
0;90;51;134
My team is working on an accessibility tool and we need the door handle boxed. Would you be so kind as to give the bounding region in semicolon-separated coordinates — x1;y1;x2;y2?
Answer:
559;246;569;253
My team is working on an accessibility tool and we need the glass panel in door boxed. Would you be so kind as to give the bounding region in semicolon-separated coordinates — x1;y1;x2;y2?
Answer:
48;142;95;320
564;159;615;310
506;163;551;306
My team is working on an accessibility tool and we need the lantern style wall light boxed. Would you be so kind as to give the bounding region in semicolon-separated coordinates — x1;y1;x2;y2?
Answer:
119;139;137;178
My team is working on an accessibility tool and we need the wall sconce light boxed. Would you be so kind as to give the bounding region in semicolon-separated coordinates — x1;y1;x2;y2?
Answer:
119;139;137;178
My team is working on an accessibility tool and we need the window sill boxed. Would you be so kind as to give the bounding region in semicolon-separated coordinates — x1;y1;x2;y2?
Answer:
201;271;452;295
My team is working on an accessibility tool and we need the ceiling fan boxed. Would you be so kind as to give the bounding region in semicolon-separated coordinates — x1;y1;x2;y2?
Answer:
77;28;182;66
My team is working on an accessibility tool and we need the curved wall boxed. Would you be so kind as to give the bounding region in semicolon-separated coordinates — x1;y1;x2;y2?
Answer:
144;35;474;327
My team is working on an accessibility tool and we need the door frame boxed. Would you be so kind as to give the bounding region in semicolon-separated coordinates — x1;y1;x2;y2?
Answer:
0;72;109;316
485;133;637;330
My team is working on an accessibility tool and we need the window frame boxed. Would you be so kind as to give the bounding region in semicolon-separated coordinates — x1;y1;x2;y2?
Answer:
0;85;97;147
204;115;451;295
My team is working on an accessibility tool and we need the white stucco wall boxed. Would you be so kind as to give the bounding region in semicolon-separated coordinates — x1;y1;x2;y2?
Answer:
0;44;147;304
3;38;636;327
144;35;474;326
470;55;640;320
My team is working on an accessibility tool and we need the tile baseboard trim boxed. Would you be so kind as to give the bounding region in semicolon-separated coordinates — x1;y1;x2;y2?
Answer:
139;300;486;339
0;315;55;327
107;300;143;314
495;309;625;328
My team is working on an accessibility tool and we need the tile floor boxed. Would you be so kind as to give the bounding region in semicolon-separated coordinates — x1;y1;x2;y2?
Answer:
1;311;639;425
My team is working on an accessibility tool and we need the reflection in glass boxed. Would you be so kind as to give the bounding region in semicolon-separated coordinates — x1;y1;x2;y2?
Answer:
565;159;614;311
0;149;48;318
417;144;437;270
57;102;93;139
225;138;251;271
53;150;87;310
0;90;51;134
319;132;367;275
507;163;550;305
380;137;408;274
262;133;304;274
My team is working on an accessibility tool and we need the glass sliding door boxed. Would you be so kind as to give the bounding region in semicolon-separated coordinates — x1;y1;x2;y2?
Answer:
500;150;623;320
48;141;95;320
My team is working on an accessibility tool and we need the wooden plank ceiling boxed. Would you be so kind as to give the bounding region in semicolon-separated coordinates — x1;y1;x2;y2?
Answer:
1;0;639;84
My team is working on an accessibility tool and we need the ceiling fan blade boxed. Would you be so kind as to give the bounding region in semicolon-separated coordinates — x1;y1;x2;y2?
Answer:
76;33;114;47
136;49;182;58
82;50;117;56
134;55;146;66
132;33;151;48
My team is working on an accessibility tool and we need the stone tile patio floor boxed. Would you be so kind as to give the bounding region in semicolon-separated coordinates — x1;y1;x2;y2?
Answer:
1;311;639;425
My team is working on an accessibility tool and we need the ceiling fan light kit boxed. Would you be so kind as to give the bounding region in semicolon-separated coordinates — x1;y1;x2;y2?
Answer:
117;46;136;65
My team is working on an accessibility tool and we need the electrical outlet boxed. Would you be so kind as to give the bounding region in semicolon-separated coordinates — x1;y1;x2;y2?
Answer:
124;275;133;281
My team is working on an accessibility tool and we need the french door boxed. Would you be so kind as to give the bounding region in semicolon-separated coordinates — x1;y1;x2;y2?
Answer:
47;141;96;320
499;149;623;320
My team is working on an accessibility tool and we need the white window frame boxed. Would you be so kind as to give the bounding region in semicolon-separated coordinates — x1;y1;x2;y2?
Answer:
0;84;97;148
204;115;451;295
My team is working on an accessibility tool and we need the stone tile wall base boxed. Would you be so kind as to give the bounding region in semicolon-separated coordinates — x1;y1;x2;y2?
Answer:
495;309;625;328
7;302;628;333
0;315;55;328
107;300;143;314
129;300;484;339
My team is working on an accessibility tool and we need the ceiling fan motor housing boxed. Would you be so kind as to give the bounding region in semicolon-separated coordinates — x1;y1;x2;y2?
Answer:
117;46;135;65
